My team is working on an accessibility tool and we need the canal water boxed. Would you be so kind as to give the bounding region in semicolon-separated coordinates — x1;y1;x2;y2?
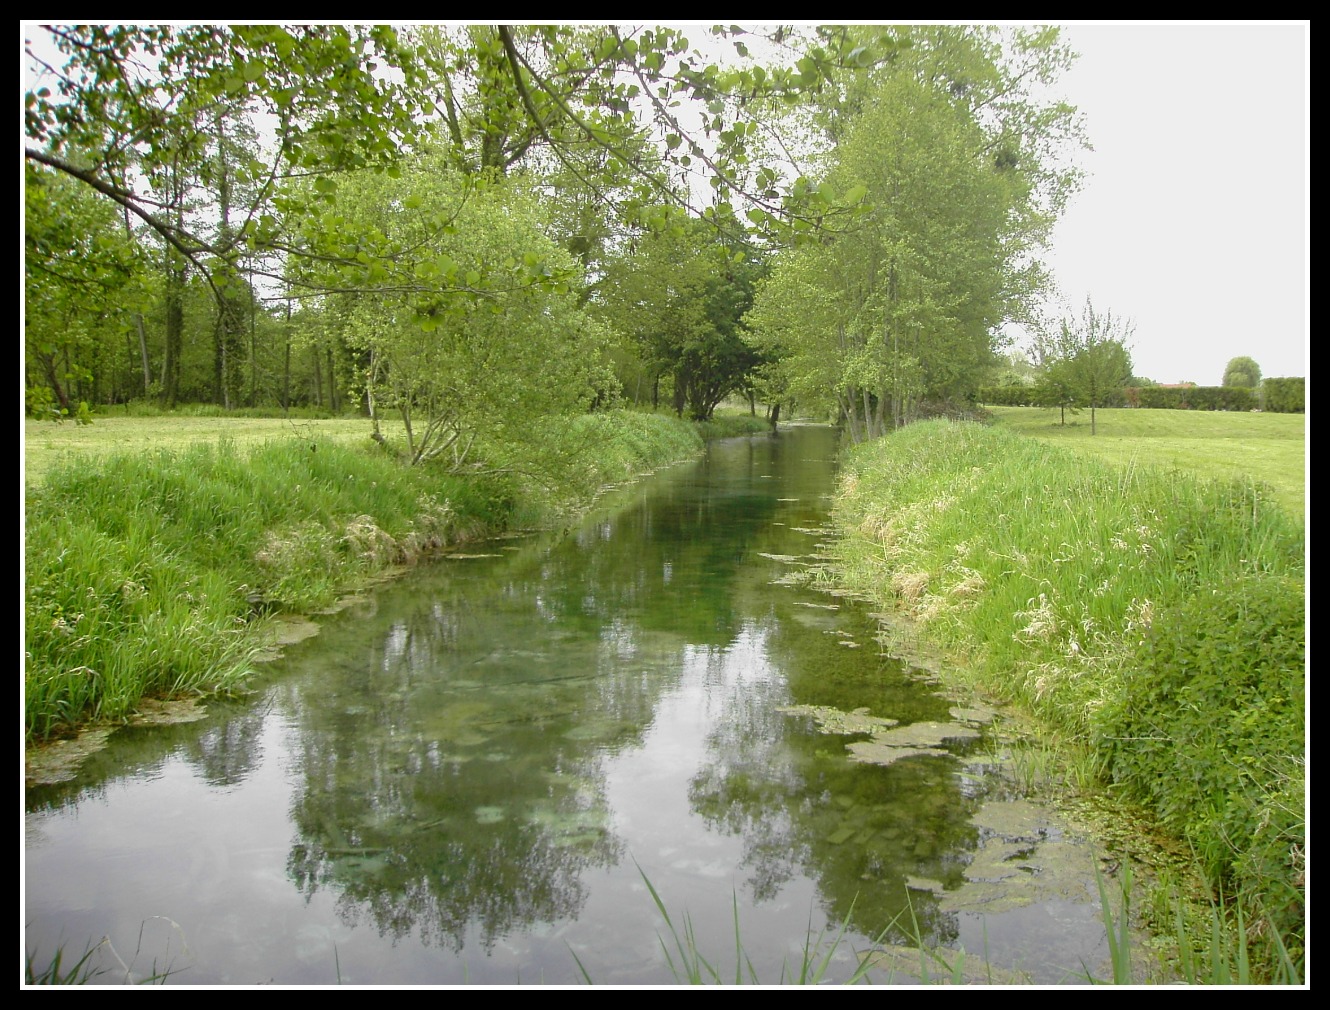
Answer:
24;426;1120;985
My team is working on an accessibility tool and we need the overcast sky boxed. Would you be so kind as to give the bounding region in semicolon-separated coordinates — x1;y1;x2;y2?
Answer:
1035;22;1308;385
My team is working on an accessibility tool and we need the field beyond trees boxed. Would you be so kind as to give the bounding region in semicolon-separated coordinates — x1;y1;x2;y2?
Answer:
24;414;415;487
988;406;1306;519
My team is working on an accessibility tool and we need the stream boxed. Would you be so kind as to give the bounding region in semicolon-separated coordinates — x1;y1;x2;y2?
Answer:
24;426;1125;985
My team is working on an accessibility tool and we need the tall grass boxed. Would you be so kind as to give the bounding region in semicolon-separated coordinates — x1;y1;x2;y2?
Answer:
25;411;701;742
25;917;189;985
693;412;773;440
830;420;1305;981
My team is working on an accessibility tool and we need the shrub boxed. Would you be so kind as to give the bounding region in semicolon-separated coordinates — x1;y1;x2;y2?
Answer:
1261;377;1305;414
1098;573;1305;962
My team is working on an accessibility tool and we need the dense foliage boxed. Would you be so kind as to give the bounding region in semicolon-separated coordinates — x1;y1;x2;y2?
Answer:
598;220;763;420
978;383;1261;412
1261;377;1305;414
1221;355;1262;389
25;25;1083;439
744;27;1084;437
1100;573;1304;960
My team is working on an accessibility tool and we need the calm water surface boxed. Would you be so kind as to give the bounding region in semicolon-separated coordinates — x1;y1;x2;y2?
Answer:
25;427;1105;985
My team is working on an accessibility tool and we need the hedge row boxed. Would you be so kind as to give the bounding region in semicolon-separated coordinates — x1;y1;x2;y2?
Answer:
979;378;1304;413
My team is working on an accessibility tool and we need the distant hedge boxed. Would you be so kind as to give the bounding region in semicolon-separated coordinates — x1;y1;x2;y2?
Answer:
1133;386;1257;411
978;381;1304;413
1262;377;1305;414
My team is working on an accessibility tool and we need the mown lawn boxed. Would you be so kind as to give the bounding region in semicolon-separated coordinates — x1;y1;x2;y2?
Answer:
23;416;401;487
987;406;1306;520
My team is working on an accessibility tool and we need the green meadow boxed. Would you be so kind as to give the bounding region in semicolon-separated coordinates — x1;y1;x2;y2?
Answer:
987;406;1306;520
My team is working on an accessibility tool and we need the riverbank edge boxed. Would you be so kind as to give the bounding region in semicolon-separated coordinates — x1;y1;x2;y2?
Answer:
25;410;746;751
821;419;1305;983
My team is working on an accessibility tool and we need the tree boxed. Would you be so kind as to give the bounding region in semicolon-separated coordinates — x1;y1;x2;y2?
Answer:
599;218;763;421
1036;298;1134;435
317;159;615;468
24;162;145;415
1222;356;1262;389
25;24;925;426
24;26;903;293
744;27;1085;441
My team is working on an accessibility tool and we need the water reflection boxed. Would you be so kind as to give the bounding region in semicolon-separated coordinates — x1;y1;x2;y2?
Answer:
26;428;996;984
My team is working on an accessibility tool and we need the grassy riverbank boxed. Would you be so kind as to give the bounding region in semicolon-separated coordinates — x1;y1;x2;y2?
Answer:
24;410;702;743
829;420;1305;981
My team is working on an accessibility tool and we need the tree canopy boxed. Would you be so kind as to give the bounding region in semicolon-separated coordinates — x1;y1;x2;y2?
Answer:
24;24;1086;446
598;219;763;420
744;26;1085;438
1222;356;1262;389
24;25;905;289
1035;297;1135;435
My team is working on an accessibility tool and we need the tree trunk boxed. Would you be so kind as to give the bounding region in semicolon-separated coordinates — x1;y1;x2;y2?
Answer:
281;302;292;411
842;388;863;444
212;112;246;410
38;352;72;413
160;211;185;408
327;346;340;413
312;344;323;408
248;276;258;407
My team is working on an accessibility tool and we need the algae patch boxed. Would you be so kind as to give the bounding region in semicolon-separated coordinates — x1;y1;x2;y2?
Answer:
128;697;209;727
780;703;981;767
940;799;1100;913
778;704;898;735
25;728;115;786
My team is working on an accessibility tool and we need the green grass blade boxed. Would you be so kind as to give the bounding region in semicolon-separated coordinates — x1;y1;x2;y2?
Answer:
567;945;594;985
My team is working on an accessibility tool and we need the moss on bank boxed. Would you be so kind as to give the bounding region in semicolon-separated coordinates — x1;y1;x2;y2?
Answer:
24;411;702;743
828;419;1305;980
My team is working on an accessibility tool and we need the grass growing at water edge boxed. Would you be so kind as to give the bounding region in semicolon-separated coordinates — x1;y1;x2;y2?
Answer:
25;411;703;742
25;918;189;986
830;420;1305;981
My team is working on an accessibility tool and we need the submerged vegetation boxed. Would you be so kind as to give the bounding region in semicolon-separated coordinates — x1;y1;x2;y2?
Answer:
24;410;702;743
829;419;1305;981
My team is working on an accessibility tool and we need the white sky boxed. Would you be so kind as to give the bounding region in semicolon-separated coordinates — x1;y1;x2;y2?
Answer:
1036;22;1308;385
